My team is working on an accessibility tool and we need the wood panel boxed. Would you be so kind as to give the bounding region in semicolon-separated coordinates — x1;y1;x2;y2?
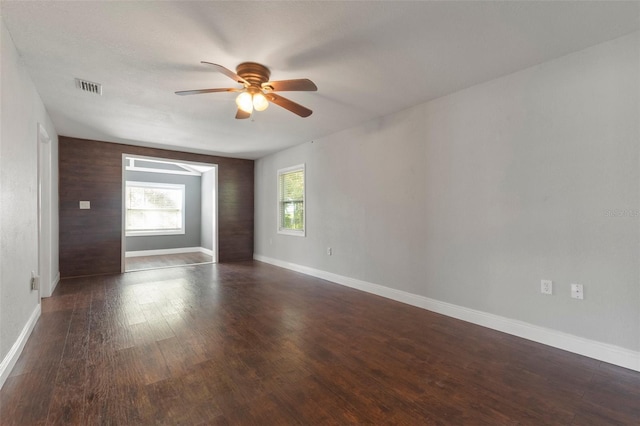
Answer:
58;137;254;277
2;262;639;424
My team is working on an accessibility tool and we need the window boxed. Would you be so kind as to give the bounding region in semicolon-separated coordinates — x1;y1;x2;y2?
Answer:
126;181;185;236
278;164;305;236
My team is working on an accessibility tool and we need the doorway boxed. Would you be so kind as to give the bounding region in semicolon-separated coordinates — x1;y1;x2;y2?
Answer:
121;154;218;272
37;123;53;297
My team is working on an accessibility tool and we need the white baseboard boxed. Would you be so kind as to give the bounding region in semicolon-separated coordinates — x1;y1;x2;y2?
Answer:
41;271;61;298
126;247;205;258
50;271;60;295
199;247;214;256
0;304;41;389
254;254;640;372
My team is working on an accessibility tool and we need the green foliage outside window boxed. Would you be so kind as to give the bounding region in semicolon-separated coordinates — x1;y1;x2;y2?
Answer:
279;168;304;233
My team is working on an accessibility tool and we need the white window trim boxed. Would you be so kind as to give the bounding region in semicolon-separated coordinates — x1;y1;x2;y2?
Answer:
125;181;186;237
277;164;306;237
125;157;203;176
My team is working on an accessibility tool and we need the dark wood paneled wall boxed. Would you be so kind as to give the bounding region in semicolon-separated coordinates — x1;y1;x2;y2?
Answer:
59;137;254;277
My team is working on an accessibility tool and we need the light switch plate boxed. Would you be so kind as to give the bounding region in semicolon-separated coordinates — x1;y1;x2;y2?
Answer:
79;201;90;209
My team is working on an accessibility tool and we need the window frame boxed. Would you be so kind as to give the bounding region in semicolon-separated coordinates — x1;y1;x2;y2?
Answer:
277;164;306;237
125;181;186;237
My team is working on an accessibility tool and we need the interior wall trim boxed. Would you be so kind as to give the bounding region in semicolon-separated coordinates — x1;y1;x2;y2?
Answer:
0;304;41;390
125;247;213;258
254;254;640;372
49;272;60;297
199;247;214;256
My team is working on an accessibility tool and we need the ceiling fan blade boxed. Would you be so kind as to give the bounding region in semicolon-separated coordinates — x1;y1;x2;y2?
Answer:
201;62;249;85
264;79;317;92
175;88;241;96
265;94;313;118
235;108;251;119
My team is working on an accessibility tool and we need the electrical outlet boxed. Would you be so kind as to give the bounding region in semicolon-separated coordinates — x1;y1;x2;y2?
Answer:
327;247;332;256
541;279;552;295
31;271;39;291
571;283;584;300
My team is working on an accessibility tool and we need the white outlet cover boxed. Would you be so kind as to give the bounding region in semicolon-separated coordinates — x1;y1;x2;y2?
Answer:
571;283;584;300
541;279;552;295
79;201;90;209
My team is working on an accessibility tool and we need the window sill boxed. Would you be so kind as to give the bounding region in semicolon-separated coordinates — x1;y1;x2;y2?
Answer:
126;230;185;237
277;229;305;237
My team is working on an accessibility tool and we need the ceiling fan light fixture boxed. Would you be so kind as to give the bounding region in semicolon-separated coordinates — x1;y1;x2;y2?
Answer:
235;92;253;113
253;92;269;111
177;62;316;118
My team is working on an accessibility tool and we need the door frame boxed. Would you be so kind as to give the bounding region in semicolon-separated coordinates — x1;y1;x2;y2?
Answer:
37;123;52;297
120;154;219;272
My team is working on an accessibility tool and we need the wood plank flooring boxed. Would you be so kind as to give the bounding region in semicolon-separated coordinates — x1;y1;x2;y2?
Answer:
125;252;213;272
1;261;639;425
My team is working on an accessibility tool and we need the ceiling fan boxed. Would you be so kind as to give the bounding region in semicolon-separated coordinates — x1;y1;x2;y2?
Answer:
176;62;317;119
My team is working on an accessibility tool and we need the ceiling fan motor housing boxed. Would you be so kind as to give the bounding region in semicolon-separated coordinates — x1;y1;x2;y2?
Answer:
236;62;271;87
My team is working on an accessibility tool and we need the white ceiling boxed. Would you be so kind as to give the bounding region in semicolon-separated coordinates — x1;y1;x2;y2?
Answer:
2;1;639;160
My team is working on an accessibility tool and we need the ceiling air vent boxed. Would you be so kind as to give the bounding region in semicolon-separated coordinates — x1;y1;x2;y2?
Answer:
74;78;102;95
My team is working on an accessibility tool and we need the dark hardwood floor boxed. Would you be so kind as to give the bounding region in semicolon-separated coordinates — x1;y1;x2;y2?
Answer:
125;252;213;272
1;261;639;425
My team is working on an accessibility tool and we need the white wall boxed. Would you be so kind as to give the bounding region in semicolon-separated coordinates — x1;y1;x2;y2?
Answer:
255;33;640;359
0;19;59;380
